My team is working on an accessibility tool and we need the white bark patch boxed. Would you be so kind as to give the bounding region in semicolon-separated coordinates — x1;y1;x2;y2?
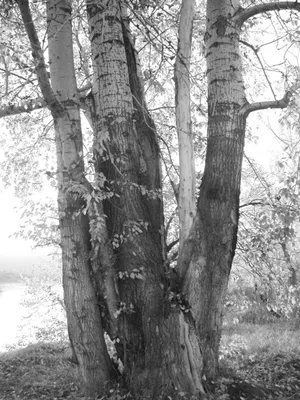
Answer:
175;0;196;251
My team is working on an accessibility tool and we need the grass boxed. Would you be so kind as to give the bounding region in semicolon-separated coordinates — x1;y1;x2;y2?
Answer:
0;342;82;400
1;322;300;400
221;320;300;359
1;295;300;400
219;316;300;399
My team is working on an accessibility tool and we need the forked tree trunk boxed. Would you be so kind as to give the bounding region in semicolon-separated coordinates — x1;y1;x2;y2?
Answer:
45;1;113;395
86;0;206;397
179;0;247;378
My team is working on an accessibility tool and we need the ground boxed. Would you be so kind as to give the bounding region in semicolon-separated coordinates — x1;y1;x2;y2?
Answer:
0;320;300;400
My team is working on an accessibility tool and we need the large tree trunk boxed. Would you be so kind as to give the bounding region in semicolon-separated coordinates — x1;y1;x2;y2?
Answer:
86;0;206;397
46;1;113;395
179;0;247;379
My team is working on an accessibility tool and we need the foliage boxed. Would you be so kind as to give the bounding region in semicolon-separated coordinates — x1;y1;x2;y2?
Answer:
8;262;68;349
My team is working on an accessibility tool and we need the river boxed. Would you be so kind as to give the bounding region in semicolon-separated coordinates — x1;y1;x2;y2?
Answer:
0;282;26;351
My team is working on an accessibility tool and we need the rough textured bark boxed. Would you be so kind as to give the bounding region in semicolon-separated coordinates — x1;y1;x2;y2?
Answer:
179;0;247;379
86;0;205;397
46;2;114;395
87;0;163;382
178;0;299;379
17;0;113;396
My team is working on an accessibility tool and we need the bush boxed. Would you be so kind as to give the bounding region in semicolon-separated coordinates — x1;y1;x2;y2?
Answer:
8;265;68;349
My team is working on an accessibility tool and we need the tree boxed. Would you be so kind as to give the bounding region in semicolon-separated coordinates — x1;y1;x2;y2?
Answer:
1;0;300;398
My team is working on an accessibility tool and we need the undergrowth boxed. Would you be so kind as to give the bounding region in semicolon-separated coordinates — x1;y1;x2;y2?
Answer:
1;277;300;399
0;342;81;400
1;320;300;399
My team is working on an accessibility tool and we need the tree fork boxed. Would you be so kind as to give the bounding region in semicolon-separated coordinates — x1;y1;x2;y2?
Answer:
86;1;207;397
180;0;247;378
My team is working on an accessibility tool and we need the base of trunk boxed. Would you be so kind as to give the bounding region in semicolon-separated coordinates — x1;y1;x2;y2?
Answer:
128;311;207;399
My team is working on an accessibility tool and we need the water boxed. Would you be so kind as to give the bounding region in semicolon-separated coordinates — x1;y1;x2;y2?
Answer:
0;283;26;351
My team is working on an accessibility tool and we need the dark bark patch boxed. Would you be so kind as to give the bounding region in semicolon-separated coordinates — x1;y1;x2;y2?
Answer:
58;6;71;15
207;187;220;201
215;15;228;37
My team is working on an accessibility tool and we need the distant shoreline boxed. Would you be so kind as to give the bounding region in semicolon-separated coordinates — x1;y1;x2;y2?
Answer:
0;271;25;284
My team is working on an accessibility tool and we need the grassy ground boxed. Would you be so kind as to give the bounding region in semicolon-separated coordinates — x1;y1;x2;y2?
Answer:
0;321;300;399
219;319;300;399
0;343;82;400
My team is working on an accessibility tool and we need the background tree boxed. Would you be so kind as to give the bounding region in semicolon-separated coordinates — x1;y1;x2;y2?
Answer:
1;0;300;398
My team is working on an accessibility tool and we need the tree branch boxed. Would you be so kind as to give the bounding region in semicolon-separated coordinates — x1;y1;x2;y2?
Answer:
240;39;277;100
239;200;267;209
0;84;93;119
165;208;178;237
236;1;300;27
167;238;180;253
241;91;292;116
16;0;63;117
0;97;46;118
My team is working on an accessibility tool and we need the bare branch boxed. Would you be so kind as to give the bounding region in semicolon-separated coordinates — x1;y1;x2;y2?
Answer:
159;134;180;178
167;238;180;253
243;153;272;196
165;208;178;237
0;83;93;119
240;39;277;100
0;97;46;118
242;91;292;116
0;66;36;85
16;0;63;117
236;1;300;27
240;200;267;209
0;84;92;118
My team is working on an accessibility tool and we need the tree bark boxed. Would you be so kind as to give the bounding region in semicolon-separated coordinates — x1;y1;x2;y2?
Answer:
175;0;196;251
178;0;247;379
45;1;113;396
86;1;206;397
